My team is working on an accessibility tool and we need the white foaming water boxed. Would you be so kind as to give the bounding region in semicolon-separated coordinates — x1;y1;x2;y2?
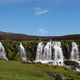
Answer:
70;42;79;62
43;41;52;63
35;41;64;66
52;42;64;66
0;42;8;60
35;42;44;63
18;43;27;62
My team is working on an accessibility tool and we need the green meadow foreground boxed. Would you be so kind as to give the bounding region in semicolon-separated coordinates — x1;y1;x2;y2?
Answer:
0;61;80;80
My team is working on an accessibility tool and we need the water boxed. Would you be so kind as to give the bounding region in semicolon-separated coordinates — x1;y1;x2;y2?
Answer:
18;42;27;62
0;42;8;60
35;42;44;63
43;41;52;63
35;41;64;66
70;42;79;62
52;41;64;66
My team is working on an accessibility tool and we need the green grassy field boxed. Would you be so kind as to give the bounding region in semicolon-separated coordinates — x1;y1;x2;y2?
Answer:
0;60;80;80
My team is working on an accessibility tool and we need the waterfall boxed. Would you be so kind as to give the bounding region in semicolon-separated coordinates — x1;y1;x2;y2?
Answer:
52;42;64;66
18;43;27;62
0;42;8;60
43;41;52;63
70;42;79;62
35;41;64;66
35;42;44;63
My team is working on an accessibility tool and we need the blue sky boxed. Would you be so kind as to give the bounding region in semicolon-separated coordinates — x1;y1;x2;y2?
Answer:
0;0;80;36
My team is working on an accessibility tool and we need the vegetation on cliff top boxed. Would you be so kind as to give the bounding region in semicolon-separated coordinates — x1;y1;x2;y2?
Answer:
0;40;80;61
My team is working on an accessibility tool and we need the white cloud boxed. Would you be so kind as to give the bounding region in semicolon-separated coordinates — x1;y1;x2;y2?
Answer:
38;29;47;35
34;7;48;15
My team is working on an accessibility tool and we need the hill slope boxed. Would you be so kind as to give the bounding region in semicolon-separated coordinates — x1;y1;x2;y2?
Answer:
0;31;80;40
0;60;80;80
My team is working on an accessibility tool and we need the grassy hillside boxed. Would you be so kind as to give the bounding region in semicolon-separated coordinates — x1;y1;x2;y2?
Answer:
0;31;80;40
0;61;49;80
0;60;80;80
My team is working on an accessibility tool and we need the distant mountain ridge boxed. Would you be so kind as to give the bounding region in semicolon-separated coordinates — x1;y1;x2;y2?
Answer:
0;31;80;41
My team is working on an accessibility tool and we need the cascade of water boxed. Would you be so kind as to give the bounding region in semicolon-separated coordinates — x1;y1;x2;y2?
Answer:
35;42;44;63
0;42;8;60
52;41;64;66
35;41;64;66
18;43;27;62
70;42;79;61
43;41;52;63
